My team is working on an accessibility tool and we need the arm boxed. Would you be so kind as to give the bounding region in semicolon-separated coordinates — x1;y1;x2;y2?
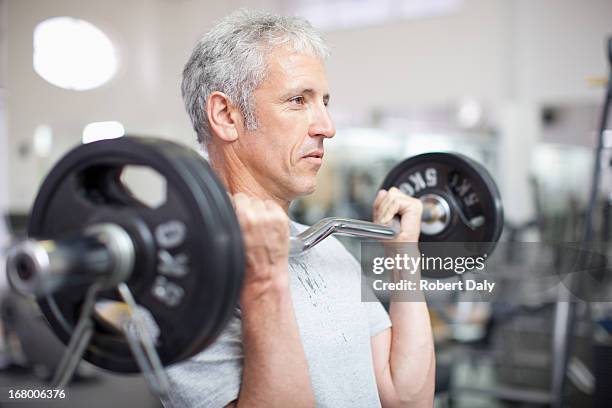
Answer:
235;276;313;407
228;194;315;408
371;188;436;407
371;305;435;407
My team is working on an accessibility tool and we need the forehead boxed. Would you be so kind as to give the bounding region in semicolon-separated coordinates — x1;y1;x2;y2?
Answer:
260;47;328;92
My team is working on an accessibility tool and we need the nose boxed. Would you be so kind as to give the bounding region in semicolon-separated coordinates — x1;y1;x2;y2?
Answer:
309;102;336;139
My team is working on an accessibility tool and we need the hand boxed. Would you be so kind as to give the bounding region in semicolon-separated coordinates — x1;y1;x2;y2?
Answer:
373;187;423;243
232;193;290;297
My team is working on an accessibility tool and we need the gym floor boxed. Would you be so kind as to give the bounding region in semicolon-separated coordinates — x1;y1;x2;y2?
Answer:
0;366;161;408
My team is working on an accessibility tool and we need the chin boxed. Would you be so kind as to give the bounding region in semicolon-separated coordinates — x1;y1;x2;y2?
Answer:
303;183;317;195
291;177;317;198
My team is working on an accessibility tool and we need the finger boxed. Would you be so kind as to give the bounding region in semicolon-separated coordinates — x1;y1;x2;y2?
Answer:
383;200;401;224
373;189;387;210
251;198;266;213
375;196;390;223
397;196;423;218
378;190;397;217
373;190;389;221
397;199;423;241
249;199;268;241
262;201;288;263
379;196;400;224
387;188;421;217
235;198;261;244
264;200;287;236
232;194;249;219
265;200;289;232
264;199;283;215
232;192;249;210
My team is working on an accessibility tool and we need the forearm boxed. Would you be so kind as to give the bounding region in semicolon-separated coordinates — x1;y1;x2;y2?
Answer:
236;281;314;408
372;188;435;406
387;297;435;406
384;244;435;406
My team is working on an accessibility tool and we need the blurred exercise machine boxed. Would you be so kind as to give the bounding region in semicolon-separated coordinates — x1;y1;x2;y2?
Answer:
552;37;612;408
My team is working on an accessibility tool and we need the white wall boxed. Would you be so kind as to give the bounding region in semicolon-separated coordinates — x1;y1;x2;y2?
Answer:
1;0;9;288
5;0;244;209
502;0;611;222
322;0;610;223
514;0;612;104
1;0;8;214
325;0;507;112
4;0;612;221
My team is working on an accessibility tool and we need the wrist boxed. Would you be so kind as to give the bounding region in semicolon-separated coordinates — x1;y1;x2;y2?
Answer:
240;266;290;304
239;271;295;337
395;232;420;243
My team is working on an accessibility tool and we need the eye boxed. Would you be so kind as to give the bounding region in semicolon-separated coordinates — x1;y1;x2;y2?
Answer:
289;96;305;105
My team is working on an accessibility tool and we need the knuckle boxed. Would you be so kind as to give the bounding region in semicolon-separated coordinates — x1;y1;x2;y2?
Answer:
398;191;410;200
409;197;424;210
264;199;277;208
233;192;247;202
252;198;265;209
234;204;248;219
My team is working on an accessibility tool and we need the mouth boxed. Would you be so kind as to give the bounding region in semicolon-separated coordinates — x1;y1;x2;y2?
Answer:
302;150;324;164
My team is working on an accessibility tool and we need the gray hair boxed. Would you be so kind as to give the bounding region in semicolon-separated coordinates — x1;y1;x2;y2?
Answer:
181;9;330;145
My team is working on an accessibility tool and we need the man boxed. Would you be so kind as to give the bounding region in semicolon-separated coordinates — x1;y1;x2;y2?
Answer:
166;9;435;407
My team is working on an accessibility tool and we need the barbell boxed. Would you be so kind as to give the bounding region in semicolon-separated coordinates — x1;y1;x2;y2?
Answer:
5;136;503;377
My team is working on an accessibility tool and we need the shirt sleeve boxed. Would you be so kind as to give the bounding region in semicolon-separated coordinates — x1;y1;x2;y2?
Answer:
358;253;392;337
363;292;392;337
163;309;243;408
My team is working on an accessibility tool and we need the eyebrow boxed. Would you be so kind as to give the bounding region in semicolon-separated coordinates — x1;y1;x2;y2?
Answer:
281;88;330;103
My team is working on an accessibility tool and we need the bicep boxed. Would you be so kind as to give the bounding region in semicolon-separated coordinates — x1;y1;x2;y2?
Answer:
371;328;401;407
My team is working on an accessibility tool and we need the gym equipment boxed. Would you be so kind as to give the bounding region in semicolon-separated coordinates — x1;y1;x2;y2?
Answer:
382;153;502;243
4;136;504;387
381;152;504;277
7;138;244;379
551;37;612;408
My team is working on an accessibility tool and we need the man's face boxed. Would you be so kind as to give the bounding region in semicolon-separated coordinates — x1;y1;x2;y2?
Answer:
234;47;335;202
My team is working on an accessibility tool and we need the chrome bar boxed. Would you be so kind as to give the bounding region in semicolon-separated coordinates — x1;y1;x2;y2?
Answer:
289;217;399;256
6;223;134;297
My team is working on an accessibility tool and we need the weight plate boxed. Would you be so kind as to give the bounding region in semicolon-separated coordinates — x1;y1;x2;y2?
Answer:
380;152;504;278
29;137;244;372
168;143;245;360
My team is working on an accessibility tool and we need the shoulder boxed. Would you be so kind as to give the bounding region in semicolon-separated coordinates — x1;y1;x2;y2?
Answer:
290;219;310;234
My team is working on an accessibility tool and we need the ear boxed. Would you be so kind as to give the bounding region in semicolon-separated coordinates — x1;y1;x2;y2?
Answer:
206;91;243;143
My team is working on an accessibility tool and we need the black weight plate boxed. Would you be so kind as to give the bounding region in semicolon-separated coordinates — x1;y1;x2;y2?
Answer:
163;143;244;361
380;152;504;277
29;136;244;372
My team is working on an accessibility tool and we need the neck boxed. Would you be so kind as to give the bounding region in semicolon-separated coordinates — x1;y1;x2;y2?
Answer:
207;143;291;213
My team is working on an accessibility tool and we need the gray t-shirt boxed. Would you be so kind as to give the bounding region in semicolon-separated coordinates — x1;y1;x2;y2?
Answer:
164;221;392;407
